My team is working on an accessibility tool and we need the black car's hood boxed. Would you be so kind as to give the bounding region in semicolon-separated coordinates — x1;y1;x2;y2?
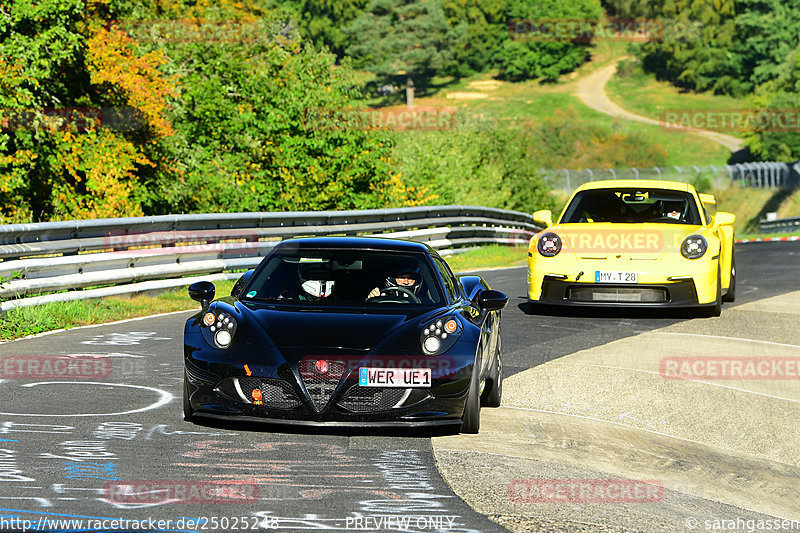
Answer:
239;303;444;353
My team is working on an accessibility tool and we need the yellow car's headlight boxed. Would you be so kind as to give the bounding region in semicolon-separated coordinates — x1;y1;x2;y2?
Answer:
537;232;562;257
681;235;707;259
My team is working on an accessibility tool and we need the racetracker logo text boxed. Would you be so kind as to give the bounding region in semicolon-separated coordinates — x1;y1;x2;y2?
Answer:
304;107;456;131
559;230;665;253
0;107;144;132
660;357;800;380
1;355;111;380
660;109;800;133
104;481;258;504
508;18;664;42
508;479;663;503
298;355;456;382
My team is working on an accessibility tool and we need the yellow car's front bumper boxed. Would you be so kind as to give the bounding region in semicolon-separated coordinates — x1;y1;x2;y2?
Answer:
527;255;719;307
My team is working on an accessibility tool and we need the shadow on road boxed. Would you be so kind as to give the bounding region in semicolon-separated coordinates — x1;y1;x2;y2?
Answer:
187;415;462;438
516;299;700;320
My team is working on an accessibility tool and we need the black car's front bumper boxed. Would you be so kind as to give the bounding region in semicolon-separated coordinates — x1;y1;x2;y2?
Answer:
184;355;473;427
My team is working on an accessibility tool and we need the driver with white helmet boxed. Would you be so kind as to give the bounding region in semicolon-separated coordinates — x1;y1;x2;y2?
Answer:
297;263;336;301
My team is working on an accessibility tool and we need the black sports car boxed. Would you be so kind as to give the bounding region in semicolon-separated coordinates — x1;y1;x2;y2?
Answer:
183;236;508;433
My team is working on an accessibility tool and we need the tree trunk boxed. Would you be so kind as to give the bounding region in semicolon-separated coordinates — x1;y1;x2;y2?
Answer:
405;74;414;109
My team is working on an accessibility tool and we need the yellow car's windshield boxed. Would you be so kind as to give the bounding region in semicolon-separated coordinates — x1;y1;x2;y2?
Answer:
561;188;702;225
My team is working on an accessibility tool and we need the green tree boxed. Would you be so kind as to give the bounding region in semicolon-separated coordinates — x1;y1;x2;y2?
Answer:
743;45;800;161
441;0;507;76
283;0;368;58
346;0;457;107
129;6;418;213
0;0;173;222
495;0;602;82
637;0;800;96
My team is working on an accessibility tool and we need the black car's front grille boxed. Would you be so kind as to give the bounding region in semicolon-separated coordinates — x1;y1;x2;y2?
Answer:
261;379;302;409
221;377;302;410
568;286;668;303
337;386;408;412
298;359;347;412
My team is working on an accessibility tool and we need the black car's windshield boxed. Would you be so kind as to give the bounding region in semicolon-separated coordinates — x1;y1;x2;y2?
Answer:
561;188;702;225
243;249;444;307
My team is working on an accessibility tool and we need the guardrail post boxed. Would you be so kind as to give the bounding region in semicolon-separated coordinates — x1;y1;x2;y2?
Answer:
674;166;682;181
585;168;593;182
608;168;617;179
632;167;639;179
653;167;662;180
564;169;571;190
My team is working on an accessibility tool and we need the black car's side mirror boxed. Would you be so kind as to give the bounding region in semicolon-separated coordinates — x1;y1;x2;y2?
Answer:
477;289;508;311
188;281;215;308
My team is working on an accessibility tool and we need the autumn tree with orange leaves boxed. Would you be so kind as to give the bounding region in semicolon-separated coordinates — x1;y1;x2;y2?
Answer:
0;0;176;222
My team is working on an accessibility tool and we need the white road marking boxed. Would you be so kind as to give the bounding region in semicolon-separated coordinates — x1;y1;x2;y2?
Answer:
0;382;174;417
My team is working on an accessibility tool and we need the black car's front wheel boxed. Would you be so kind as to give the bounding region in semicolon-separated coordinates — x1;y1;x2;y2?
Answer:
183;372;194;422
481;335;502;408
460;354;482;434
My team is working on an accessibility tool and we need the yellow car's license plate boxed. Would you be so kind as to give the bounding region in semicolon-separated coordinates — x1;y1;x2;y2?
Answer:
595;271;638;283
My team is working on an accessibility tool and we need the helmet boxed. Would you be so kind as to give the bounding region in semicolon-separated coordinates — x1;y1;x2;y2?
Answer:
385;261;422;295
298;264;335;299
662;200;685;219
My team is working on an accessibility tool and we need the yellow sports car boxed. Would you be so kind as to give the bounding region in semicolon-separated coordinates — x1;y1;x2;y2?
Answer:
527;180;735;316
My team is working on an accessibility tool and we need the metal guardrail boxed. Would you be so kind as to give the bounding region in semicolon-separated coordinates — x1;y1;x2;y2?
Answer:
760;216;800;234
541;161;800;190
0;206;540;311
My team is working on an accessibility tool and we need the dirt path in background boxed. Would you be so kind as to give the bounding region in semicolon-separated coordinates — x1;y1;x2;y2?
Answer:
576;59;744;152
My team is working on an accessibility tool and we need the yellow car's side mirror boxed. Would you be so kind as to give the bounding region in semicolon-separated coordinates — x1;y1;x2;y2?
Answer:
533;209;553;228
713;211;735;227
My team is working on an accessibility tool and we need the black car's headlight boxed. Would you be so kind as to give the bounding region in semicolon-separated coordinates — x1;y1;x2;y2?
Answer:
202;310;237;349
681;235;707;259
421;317;461;355
537;232;562;257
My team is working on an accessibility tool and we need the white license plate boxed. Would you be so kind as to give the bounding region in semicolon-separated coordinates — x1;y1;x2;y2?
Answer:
359;367;431;388
595;271;638;284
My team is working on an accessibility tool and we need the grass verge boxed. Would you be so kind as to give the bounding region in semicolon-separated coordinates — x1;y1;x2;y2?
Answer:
0;246;528;341
0;280;236;341
605;61;752;133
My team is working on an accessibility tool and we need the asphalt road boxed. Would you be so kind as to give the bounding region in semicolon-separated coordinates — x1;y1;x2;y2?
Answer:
0;242;796;533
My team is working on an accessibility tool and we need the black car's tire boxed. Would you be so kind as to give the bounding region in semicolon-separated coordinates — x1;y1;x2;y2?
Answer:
481;335;502;408
460;355;482;434
722;250;736;303
183;373;194;422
